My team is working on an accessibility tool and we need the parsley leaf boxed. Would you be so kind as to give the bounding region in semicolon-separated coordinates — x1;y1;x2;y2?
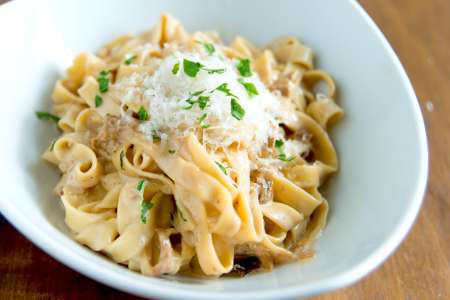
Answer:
197;113;210;128
183;59;204;77
119;150;125;170
124;55;137;65
215;161;228;175
36;111;60;123
278;153;295;162
238;79;259;97
191;89;206;96
236;58;252;77
137;180;154;224
182;98;196;110
182;92;209;110
197;96;210;110
137;179;145;195
203;67;226;74
172;62;180;75
274;139;295;162
95;95;103;107
230;98;245;120
275;139;284;151
196;40;215;55
137;106;149;121
97;70;111;93
141;201;154;224
215;83;238;98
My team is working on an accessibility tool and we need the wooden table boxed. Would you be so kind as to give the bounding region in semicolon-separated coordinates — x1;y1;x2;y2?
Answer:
1;0;449;299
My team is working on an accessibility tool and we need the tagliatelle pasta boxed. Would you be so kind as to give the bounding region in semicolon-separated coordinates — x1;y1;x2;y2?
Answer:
39;14;343;277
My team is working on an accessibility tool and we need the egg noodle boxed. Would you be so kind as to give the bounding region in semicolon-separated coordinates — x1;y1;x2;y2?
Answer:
40;14;343;277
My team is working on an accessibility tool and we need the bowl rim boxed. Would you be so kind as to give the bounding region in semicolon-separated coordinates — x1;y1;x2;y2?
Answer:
0;0;428;299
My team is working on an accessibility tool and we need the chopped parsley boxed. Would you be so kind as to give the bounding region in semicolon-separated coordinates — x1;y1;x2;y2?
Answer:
124;54;137;65
236;58;252;77
274;139;295;162
203;67;226;74
95;95;103;107
183;59;203;77
238;79;259;97
182;99;196;110
183;58;226;77
140;201;154;224
137;105;149;121
97;70;111;93
196;40;215;55
230;98;245;120
137;179;145;195
119;150;125;169
215;161;228;175
36;111;60;123
182;93;209;110
172;62;180;75
168;149;176;154
191;89;206;96
197;113;210;128
137;180;154;224
197;96;210;110
215;83;237;98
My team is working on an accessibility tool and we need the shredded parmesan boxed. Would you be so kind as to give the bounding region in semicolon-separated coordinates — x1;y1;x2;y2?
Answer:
116;51;293;153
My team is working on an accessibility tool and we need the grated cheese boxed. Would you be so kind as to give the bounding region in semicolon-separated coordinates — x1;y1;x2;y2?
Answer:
119;51;290;153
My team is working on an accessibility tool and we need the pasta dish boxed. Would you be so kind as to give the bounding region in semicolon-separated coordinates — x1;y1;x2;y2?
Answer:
38;14;343;277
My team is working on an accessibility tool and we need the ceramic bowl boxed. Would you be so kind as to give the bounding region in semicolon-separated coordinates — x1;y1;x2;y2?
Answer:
0;0;428;299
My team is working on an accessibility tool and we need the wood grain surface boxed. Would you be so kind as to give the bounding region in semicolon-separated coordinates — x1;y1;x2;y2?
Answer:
1;0;449;299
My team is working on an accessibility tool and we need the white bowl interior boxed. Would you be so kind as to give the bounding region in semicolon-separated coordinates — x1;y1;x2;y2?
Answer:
0;0;427;299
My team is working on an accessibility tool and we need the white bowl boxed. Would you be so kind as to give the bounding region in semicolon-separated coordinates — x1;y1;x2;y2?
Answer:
0;0;428;299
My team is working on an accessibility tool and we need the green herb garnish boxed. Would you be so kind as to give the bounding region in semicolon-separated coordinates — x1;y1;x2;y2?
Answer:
137;180;154;224
141;201;154;224
197;96;210;110
168;149;176;154
230;98;245;120
182;93;209;110
215;161;228;175
197;113;210;128
95;95;103;107
50;140;56;151
137;105;149;121
182;99;196;110
191;89;206;96
238;79;258;97
183;58;226;77
137;179;145;195
274;139;295;162
183;59;203;77
36;111;60;123
215;83;237;98
236;58;252;77
203;67;226;74
172;62;180;75
124;55;137;65
97;70;111;93
119;150;125;170
196;41;215;55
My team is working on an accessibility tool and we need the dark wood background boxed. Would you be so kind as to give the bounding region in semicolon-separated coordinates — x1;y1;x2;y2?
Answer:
1;0;449;299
